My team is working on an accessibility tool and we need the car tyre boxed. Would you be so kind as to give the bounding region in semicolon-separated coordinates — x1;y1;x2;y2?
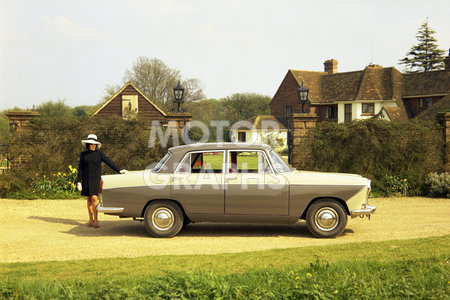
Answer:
306;199;347;238
144;201;184;238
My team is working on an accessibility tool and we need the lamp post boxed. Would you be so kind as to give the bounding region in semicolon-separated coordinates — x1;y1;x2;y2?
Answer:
287;117;293;165
297;82;310;113
9;120;18;132
173;81;185;113
287;82;310;165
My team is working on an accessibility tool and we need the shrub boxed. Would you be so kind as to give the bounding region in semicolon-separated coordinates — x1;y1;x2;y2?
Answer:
304;119;444;196
382;175;409;197
424;172;450;198
3;115;169;198
32;165;79;196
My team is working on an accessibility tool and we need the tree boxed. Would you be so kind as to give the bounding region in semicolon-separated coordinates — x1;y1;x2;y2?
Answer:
185;99;223;126
222;93;271;124
103;57;206;112
0;113;10;143
34;100;73;118
399;19;445;72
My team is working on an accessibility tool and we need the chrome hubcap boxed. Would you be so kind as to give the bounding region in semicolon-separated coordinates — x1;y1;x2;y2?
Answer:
315;207;339;231
152;208;174;231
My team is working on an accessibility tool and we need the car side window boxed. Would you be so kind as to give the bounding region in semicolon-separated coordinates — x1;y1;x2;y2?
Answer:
177;154;191;173
228;151;272;173
192;152;224;173
177;151;224;173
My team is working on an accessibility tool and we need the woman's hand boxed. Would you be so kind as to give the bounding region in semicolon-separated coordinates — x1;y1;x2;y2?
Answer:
120;169;129;174
77;182;82;192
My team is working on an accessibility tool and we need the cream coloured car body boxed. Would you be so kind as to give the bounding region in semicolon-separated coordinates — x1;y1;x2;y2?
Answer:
98;143;374;225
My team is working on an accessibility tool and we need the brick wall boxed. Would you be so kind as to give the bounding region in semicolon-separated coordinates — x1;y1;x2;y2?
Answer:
290;113;318;169
270;71;300;121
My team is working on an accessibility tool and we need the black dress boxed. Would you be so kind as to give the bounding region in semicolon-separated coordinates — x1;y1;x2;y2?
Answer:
77;150;121;196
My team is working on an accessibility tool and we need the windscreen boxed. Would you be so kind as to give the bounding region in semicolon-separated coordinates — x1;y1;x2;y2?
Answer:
152;152;172;172
268;150;292;173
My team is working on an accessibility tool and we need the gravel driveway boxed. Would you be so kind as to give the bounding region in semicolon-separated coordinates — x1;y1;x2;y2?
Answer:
1;197;449;263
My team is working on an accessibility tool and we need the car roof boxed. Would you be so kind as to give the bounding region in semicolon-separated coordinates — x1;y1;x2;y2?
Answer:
168;142;273;155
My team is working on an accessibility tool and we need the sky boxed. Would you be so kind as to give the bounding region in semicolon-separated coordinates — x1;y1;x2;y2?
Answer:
0;0;449;111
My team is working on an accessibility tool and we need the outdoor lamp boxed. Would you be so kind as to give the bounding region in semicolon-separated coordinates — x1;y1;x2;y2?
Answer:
9;120;18;132
173;81;185;112
297;82;310;113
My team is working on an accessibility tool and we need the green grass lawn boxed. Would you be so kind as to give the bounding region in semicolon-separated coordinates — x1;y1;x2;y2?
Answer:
1;235;449;299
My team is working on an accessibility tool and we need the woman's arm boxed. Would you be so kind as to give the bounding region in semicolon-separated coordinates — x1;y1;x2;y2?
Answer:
77;152;83;182
99;150;121;173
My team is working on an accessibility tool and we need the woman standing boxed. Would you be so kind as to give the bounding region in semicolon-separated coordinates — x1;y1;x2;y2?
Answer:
77;134;127;228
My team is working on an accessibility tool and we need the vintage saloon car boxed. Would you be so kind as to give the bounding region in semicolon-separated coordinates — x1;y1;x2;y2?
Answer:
98;143;375;238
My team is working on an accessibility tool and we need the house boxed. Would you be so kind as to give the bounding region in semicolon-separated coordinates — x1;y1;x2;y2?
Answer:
270;54;450;124
230;115;288;151
93;81;167;123
93;81;191;130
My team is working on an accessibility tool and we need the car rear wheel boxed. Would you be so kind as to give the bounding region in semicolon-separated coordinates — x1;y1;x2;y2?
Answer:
306;199;347;238
144;201;184;238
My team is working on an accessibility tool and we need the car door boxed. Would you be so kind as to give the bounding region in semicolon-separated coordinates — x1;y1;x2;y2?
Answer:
224;150;289;215
171;150;225;215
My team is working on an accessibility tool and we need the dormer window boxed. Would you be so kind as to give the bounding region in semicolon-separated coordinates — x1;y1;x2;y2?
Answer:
419;98;432;108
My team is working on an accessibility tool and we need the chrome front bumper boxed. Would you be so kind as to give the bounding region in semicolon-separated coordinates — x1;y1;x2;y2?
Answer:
351;205;376;218
96;203;124;214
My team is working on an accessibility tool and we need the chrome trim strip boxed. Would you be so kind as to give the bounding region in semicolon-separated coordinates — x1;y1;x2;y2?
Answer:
351;205;376;217
97;204;124;214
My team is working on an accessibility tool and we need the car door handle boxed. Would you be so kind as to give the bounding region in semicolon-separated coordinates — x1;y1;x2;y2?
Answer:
225;177;235;183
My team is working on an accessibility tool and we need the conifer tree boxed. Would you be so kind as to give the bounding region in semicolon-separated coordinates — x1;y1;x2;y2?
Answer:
399;19;445;72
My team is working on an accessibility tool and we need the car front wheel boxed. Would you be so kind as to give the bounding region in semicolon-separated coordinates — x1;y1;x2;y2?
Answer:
144;201;184;238
306;199;347;238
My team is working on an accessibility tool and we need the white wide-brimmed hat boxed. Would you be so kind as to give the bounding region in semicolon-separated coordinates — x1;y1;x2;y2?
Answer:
81;134;102;149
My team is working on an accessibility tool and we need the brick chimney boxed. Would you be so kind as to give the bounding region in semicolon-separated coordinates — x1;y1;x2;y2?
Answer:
445;49;450;70
324;59;338;74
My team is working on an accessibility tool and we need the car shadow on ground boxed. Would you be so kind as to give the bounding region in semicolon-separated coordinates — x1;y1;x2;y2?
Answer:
28;216;353;238
180;223;354;238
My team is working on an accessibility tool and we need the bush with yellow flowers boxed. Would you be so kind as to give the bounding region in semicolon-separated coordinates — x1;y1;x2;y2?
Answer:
31;165;79;198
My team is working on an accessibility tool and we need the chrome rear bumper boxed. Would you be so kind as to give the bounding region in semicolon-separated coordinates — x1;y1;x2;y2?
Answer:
96;204;124;214
351;205;376;218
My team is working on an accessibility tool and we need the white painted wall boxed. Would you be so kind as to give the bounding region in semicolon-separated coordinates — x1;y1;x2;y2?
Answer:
230;129;288;152
337;100;398;123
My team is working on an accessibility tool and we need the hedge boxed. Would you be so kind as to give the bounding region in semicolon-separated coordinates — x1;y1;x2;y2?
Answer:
303;119;444;196
1;116;171;197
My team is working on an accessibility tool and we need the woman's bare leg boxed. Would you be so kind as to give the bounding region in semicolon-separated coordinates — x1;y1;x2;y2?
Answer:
91;195;99;227
87;196;94;226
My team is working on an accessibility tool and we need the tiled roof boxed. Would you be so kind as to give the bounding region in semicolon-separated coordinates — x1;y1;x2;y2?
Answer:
289;65;406;103
416;94;450;121
252;115;287;130
289;70;326;102
383;107;409;122
234;115;287;130
403;70;450;97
